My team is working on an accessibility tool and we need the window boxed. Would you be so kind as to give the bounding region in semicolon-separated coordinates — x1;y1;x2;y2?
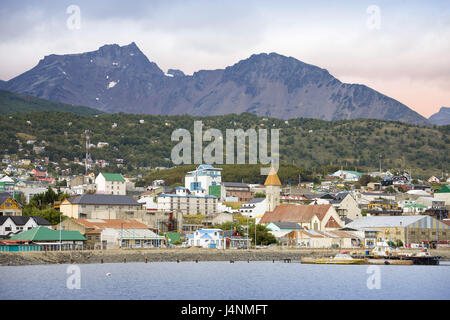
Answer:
5;227;11;231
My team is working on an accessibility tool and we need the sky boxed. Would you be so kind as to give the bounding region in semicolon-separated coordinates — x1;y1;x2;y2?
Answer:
0;0;449;118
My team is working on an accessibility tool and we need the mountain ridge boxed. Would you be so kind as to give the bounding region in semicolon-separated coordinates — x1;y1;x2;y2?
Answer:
429;107;450;126
2;43;431;125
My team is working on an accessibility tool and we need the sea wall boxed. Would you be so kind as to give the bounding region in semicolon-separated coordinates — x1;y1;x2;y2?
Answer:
1;248;449;266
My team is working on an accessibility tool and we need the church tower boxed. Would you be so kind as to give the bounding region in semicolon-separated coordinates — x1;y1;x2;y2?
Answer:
264;167;281;212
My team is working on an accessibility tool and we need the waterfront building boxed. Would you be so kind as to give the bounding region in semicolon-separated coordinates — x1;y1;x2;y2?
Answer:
0;216;51;237
9;226;85;251
345;215;450;248
188;229;225;249
58;218;164;249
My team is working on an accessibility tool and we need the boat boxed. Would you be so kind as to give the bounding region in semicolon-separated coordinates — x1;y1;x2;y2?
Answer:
301;251;367;265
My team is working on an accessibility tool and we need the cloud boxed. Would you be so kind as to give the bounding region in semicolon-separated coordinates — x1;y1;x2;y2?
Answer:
0;0;449;117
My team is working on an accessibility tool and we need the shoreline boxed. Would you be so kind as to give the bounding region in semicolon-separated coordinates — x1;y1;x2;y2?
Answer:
1;248;450;266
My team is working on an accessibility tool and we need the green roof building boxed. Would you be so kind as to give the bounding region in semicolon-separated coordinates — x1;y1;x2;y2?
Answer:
10;227;85;242
96;173;126;195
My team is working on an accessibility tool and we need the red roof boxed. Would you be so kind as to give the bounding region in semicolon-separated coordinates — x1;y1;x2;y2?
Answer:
260;204;332;224
325;216;341;228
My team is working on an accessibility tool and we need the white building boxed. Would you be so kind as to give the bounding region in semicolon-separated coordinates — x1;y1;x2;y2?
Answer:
157;187;218;215
240;198;267;218
187;229;225;249
95;173;126;195
0;216;52;237
184;165;222;193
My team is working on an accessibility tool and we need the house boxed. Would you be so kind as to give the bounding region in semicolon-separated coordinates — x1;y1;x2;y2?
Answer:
59;194;142;219
266;222;303;241
330;170;362;182
366;200;403;216
428;176;441;184
345;216;450;248
138;197;158;211
259;204;345;231
0;176;15;196
187;229;225;249
58;218;164;249
222;182;254;202
95;173;126;195
0;216;52;237
434;185;450;208
239;198;267;218
223;230;251;249
403;204;427;214
185;165;222;193
330;193;362;221
9;226;85;251
0;192;22;216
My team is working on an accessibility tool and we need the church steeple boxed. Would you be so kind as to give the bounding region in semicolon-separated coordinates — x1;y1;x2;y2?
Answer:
265;167;281;212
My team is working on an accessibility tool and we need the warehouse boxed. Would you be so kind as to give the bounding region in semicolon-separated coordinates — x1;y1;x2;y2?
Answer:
345;216;450;248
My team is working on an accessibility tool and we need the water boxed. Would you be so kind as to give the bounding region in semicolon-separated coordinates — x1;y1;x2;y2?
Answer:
1;261;449;300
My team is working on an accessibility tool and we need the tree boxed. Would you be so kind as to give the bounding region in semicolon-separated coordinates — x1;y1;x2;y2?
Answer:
254;192;266;198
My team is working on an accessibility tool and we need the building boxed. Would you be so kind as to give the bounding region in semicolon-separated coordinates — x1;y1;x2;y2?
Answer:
240;198;267;218
222;182;254;202
187;229;225;249
157;187;218;215
58;218;164;249
434;185;450;208
265;167;281;212
345;216;450;248
330;193;362;221
185;165;222;193
330;170;362;182
223;230;251;249
201;212;233;227
260;204;345;231
284;229;361;248
60;194;142;219
0;192;22;216
266;222;303;241
0;216;51;237
95;173;126;195
0;176;15;196
366;200;403;216
9;226;85;251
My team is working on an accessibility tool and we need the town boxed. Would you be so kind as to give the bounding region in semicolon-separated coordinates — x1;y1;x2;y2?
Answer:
1;158;449;256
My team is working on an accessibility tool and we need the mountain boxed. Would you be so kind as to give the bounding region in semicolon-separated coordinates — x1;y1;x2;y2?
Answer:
0;89;104;115
3;43;430;125
429;107;450;126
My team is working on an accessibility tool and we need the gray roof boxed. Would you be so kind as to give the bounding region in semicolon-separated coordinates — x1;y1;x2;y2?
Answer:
67;194;140;206
223;182;249;188
345;216;447;229
0;216;51;226
248;198;265;204
270;222;303;230
0;192;11;205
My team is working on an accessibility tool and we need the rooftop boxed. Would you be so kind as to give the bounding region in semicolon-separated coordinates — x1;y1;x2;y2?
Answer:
66;194;139;206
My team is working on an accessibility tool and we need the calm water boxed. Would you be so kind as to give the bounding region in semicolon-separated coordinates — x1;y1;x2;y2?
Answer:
1;261;449;300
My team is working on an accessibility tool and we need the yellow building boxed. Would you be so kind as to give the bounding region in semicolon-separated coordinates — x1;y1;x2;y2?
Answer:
0;192;22;216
